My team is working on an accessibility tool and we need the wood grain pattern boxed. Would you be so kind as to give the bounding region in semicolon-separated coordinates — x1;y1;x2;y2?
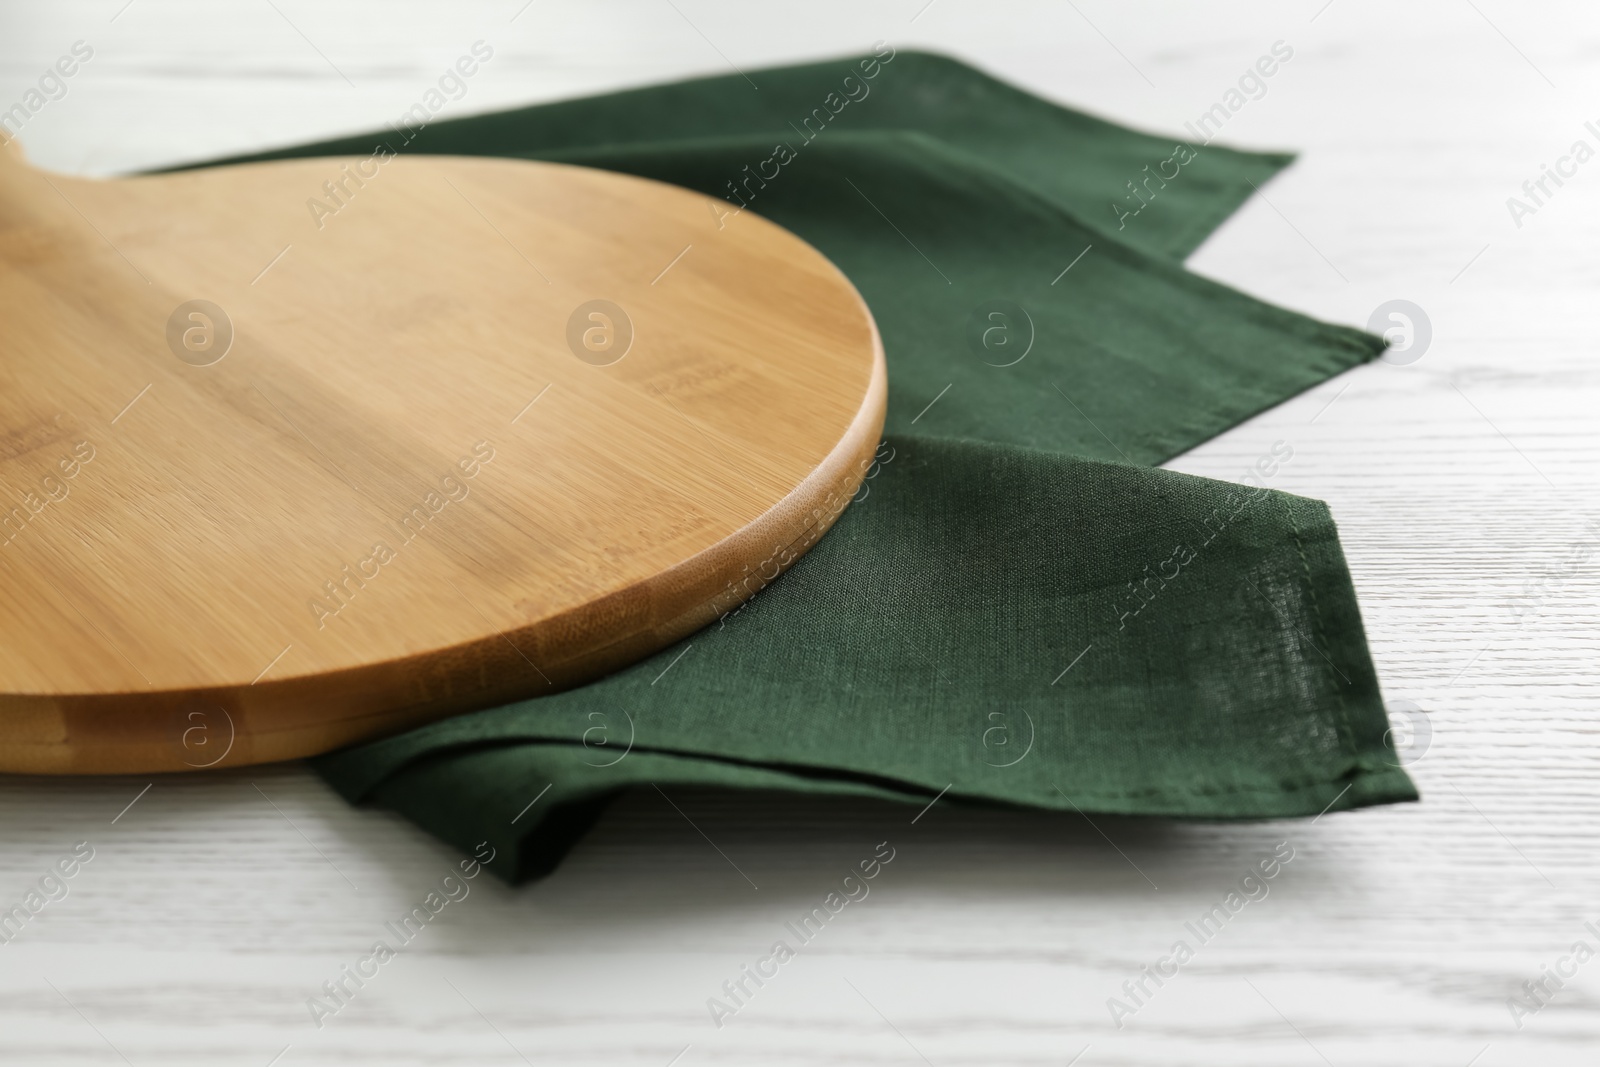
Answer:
2;2;1598;1065
0;138;886;773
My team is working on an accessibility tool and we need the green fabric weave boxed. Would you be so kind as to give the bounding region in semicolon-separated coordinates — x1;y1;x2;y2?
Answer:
209;50;1416;882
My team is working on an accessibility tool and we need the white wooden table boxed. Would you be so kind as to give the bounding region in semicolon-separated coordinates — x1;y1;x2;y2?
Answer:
4;2;1598;1063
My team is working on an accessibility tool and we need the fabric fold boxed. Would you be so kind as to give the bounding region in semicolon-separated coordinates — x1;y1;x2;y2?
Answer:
192;51;1414;881
318;437;1413;882
203;48;1291;262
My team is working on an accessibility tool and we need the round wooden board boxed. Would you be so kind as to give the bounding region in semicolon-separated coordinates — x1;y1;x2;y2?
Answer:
0;139;885;774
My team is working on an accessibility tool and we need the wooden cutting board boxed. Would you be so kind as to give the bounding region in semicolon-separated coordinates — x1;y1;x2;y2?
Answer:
0;137;885;774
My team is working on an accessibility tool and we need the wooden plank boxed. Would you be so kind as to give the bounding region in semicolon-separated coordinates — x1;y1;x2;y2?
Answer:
0;142;885;773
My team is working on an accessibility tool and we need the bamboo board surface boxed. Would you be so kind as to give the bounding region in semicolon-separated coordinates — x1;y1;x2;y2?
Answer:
0;139;885;773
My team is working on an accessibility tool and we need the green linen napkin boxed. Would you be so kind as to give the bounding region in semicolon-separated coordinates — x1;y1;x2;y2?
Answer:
211;50;1416;882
